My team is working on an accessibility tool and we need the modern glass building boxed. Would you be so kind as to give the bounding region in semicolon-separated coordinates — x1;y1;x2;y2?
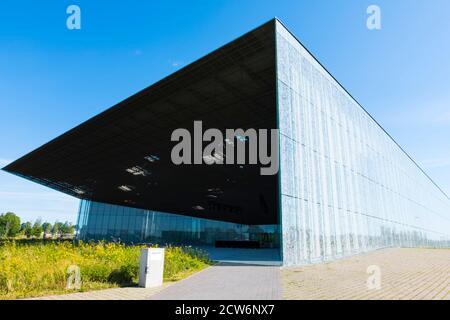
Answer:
76;200;280;248
3;19;449;266
275;22;450;265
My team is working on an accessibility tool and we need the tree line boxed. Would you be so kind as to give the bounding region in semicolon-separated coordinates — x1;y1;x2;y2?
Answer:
0;212;76;239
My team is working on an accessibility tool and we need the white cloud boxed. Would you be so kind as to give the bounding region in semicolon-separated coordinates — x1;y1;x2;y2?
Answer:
169;60;183;68
0;169;79;222
0;190;76;202
0;189;79;223
0;158;12;167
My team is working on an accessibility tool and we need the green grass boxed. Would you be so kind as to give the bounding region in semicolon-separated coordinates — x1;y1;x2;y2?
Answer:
0;240;211;299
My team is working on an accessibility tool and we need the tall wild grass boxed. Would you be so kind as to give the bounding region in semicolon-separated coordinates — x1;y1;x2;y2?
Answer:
0;240;211;299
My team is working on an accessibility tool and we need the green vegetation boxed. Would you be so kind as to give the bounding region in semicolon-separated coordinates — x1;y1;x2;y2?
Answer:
0;212;75;240
0;212;21;238
0;240;211;300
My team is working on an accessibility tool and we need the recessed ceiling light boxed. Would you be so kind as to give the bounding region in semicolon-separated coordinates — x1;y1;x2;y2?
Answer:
73;188;85;195
144;155;160;162
118;185;133;192
126;166;149;176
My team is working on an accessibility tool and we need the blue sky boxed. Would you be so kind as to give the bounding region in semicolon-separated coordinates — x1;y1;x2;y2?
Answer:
1;0;449;224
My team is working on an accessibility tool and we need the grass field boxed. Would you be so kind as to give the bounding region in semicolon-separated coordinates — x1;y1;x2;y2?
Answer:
0;240;211;299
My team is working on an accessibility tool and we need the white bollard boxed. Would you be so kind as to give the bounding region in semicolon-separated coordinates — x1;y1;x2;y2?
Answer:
139;248;165;288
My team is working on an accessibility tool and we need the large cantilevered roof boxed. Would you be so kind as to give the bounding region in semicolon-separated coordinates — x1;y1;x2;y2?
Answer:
3;20;278;225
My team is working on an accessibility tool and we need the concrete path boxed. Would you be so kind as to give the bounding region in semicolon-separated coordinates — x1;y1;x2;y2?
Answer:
29;263;282;300
28;284;171;300
149;263;282;300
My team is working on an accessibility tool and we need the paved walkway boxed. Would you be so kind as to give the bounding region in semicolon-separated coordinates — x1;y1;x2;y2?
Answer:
282;248;450;300
149;263;281;300
29;248;449;300
30;263;282;300
28;284;171;300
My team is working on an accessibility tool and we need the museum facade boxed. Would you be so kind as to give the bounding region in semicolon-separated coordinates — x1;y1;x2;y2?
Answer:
4;19;449;265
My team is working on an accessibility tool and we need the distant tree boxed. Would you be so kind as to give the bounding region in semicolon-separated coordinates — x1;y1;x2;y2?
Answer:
21;222;33;238
0;212;21;238
42;222;52;238
32;220;43;238
16;224;25;237
61;221;75;235
0;223;4;238
52;221;63;236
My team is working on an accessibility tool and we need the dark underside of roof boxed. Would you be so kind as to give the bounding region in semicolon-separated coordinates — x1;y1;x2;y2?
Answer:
3;20;278;225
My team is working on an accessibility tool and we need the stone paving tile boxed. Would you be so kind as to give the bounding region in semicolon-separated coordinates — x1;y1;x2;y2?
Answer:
28;284;171;300
282;248;450;300
149;263;282;300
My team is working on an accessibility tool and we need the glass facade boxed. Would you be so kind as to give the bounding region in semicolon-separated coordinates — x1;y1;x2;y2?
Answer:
76;200;280;248
72;20;450;266
276;21;450;266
